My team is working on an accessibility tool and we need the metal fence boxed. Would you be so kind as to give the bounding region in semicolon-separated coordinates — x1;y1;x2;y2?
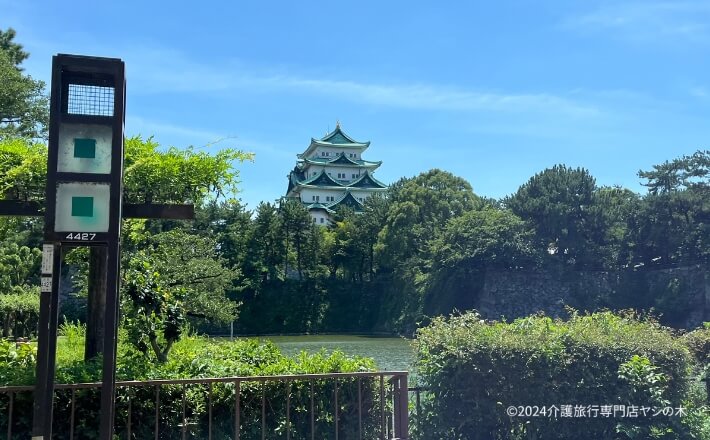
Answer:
0;371;408;440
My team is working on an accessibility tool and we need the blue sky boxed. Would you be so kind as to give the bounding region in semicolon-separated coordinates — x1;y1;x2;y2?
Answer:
3;1;709;210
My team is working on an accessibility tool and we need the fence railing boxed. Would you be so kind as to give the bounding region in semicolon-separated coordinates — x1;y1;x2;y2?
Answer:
0;371;408;440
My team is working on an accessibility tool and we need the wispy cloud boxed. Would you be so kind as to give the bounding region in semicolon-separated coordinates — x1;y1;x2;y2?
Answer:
125;115;295;162
689;86;709;99
14;26;607;122
563;1;710;43
126;116;229;146
121;49;603;120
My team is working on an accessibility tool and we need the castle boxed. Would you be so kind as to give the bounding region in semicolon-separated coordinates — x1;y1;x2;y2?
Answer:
285;123;387;224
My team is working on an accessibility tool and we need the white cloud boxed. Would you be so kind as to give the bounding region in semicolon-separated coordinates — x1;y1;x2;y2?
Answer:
119;50;603;120
126;116;228;146
690;86;709;99
564;1;710;43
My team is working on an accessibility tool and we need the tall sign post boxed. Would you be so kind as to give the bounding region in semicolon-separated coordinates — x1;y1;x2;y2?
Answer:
0;52;195;439
32;54;125;440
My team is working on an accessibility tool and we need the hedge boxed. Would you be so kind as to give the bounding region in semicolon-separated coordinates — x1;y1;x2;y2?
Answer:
414;311;706;440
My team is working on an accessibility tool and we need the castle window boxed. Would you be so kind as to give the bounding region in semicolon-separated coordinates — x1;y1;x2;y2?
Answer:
320;218;324;223
352;173;356;178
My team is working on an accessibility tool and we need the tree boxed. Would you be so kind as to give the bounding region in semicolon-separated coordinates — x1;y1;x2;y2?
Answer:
422;208;536;315
375;169;480;331
244;202;284;283
0;29;29;67
0;241;41;338
638;150;709;194
122;229;237;362
431;208;536;272
505;165;599;268
352;194;390;280
0;135;252;360
589;186;640;269
278;199;312;280
0;29;48;140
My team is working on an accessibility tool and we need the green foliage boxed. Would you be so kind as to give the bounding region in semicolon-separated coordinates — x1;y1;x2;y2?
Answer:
505;165;602;268
616;356;672;439
0;240;41;338
0;335;378;439
0;29;48;140
431;207;536;271
414;311;697;440
0;338;35;385
0;28;29;67
684;327;710;365
0;137;46;200
639;150;709;194
122;229;237;362
0;287;39;338
122;135;253;204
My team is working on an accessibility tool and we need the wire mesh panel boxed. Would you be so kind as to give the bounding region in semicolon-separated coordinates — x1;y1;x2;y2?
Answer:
67;84;115;117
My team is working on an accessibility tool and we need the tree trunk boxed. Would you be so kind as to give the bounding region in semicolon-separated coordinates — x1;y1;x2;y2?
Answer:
85;246;107;361
3;315;10;338
149;334;173;363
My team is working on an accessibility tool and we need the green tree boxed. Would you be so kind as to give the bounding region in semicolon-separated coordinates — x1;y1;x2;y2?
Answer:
352;194;390;280
424;208;536;315
0;241;41;338
0;29;29;67
630;151;710;267
588;186;640;269
505;165;599;268
431;208;536;272
122;229;237;362
0;28;48;140
244;202;284;284
0;135;252;360
376;169;479;331
278;199;312;280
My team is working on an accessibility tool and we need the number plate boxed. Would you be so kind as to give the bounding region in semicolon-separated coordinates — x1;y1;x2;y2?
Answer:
41;276;52;292
64;232;97;241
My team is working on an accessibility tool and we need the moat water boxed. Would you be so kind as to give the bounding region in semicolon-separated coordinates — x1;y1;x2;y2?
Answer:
250;335;415;374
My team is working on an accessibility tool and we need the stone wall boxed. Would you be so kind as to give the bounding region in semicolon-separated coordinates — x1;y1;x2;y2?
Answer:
477;265;710;328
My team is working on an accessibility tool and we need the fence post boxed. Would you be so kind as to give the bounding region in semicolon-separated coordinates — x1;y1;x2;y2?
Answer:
392;374;409;440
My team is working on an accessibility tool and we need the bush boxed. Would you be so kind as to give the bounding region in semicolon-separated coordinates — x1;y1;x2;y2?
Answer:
414;311;699;440
683;325;710;369
0;287;40;338
0;332;380;439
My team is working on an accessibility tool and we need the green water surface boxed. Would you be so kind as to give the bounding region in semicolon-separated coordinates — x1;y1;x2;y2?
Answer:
252;335;415;373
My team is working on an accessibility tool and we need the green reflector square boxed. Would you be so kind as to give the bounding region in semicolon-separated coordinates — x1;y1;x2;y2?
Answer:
71;197;94;217
73;138;96;158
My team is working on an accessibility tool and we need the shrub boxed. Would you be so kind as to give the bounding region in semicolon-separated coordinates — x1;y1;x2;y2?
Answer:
0;333;380;439
414;311;696;440
0;287;40;338
683;325;710;369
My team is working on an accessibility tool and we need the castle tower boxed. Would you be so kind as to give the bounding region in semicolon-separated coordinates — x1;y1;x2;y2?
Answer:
286;123;387;224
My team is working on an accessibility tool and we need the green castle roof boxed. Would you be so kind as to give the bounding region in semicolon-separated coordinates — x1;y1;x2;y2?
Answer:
328;191;364;211
349;170;388;189
308;125;370;149
289;169;388;190
300;169;342;187
301;156;382;168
